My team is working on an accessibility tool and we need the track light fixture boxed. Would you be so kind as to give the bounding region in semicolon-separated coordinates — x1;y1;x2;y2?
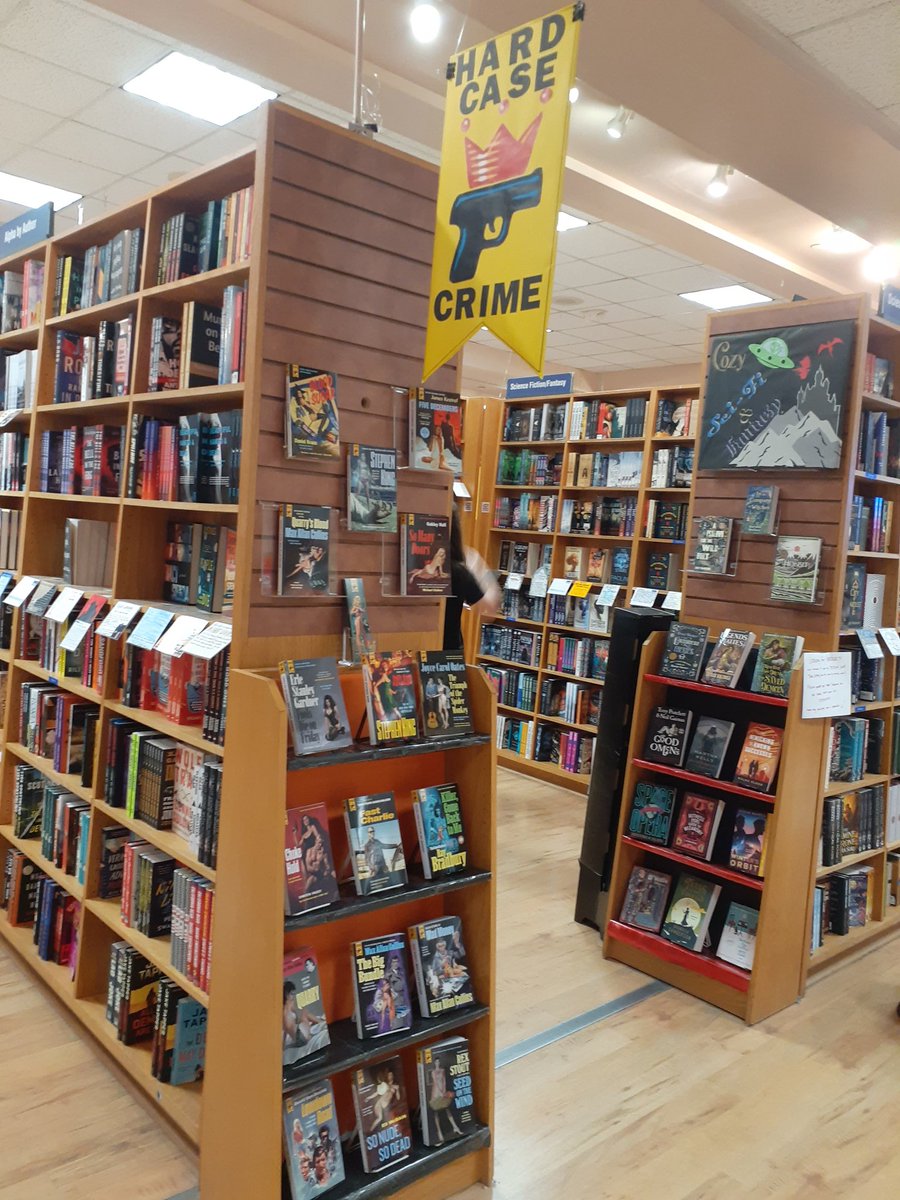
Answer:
605;106;633;140
706;164;733;199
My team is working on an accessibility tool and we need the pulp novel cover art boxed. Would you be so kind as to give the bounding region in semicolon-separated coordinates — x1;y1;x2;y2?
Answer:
417;1036;475;1147
771;535;822;605
351;933;412;1040
277;504;331;595
684;716;734;778
729;809;768;877
344;577;376;663
618;865;672;933
410;915;475;1019
672;793;725;861
659;622;709;682
347;444;397;532
626;781;676;846
283;803;339;916
418;652;472;737
344;792;407;896
282;1080;346;1199
283;947;330;1079
285;364;340;458
409;388;462;476
413;782;467;878
278;658;352;756
352;1055;412;1174
362;651;420;744
733;723;784;793
401;513;451;596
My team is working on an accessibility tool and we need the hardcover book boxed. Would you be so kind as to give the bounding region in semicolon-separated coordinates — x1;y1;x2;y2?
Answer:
750;633;803;698
400;513;451;596
283;803;339;916
733;723;784;793
413;782;467;878
729;809;768;877
701;628;756;689
409;388;462;476
344;577;376;663
684;716;735;778
282;947;330;1078
347;444;397;532
409;914;475;1018
659;621;709;682
361;651;419;744
716;901;759;971
660;873;722;952
278;658;352;756
672;793;725;860
626;781;677;846
282;1080;345;1198
344;791;407;895
742;484;779;535
277;504;331;594
618;865;672;933
352;1055;412;1174
692;516;733;575
350;932;412;1039
285;364;340;458
418;651;472;737
416;1036;476;1146
770;535;822;605
642;706;693;768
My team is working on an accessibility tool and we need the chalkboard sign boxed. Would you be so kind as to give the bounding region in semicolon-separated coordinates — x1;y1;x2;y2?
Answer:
697;319;856;471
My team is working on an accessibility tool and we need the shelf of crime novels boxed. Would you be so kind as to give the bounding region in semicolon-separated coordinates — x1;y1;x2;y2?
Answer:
472;384;699;793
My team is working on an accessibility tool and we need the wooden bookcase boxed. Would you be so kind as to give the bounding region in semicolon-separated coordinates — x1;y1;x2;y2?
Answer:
470;384;698;794
0;101;496;1200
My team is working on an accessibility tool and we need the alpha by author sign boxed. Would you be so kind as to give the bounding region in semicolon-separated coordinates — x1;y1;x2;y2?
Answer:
423;4;582;381
0;202;53;255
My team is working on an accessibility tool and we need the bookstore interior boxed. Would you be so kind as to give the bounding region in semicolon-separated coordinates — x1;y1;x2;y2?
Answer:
0;2;899;1199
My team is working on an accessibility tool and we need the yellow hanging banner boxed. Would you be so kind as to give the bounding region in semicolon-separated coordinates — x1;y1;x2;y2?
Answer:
423;4;583;382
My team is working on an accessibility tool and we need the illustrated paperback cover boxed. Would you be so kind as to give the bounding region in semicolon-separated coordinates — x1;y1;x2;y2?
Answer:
660;873;722;952
409;914;475;1018
684;717;735;778
361;651;419;744
626;781;676;846
416;1036;476;1146
282;1080;345;1199
770;535;822;605
401;513;451;596
642;706;693;768
418;651;472;737
277;504;331;595
733;723;784;793
347;444;397;532
659;621;709;682
283;947;330;1079
344;792;407;896
351;932;412;1039
701;628;756;689
672;793;725;861
278;658;352;756
716;901;759;970
344;577;376;663
285;364;340;458
618;865;672;933
413;783;467;878
729;809;768;877
283;803;339;916
352;1055;412;1174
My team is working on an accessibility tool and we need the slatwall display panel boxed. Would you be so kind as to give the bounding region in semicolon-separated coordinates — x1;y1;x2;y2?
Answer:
243;105;457;652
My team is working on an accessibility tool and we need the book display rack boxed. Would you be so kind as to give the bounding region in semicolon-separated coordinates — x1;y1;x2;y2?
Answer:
0;101;496;1200
471;384;698;793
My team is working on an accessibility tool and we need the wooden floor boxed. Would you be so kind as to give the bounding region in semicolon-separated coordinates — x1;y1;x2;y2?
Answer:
1;768;898;1199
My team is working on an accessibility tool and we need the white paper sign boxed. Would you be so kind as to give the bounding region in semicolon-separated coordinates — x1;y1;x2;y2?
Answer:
597;584;620;608
182;621;233;660
45;587;84;624
662;591;682;612
155;615;208;657
504;573;524;592
548;577;572;596
878;627;900;656
801;652;852;719
127;607;174;650
96;600;142;640
4;575;38;608
857;629;884;660
630;587;659;609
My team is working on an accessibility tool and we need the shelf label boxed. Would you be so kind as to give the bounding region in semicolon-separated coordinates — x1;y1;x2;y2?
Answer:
662;591;682;612
568;580;591;598
596;584;620;608
96;600;142;640
59;594;107;653
127;607;175;650
45;586;84;624
4;575;38;609
504;573;524;592
878;627;900;656
155;614;209;657
801;652;852;719
629;587;658;609
857;629;884;660
548;577;572;596
182;621;233;660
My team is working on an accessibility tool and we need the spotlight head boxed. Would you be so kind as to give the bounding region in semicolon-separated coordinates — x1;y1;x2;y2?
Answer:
606;106;632;140
409;2;441;43
706;164;733;199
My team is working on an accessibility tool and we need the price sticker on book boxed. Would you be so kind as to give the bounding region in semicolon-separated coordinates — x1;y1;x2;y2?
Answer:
548;577;573;596
629;587;658;609
127;607;174;650
182;621;233;660
504;573;524;592
878;627;900;656
662;591;682;612
4;575;38;608
45;587;84;624
596;584;620;608
857;629;884;660
96;600;142;640
568;580;591;598
155;615;208;657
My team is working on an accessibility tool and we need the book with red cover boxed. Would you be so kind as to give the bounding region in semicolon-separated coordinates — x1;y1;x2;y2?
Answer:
732;723;784;794
671;793;726;861
283;803;339;916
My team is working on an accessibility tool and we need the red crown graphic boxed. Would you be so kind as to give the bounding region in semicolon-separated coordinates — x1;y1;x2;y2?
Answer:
464;114;542;188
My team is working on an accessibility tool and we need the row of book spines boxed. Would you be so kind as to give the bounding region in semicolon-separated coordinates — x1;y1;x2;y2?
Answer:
55;228;144;316
848;494;893;552
0;432;27;491
821;787;885;868
156;185;254;285
0;347;38;411
0;261;44;330
127;410;242;505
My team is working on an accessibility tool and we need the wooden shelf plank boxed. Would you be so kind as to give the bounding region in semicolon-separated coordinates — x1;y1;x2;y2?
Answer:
93;797;216;884
0;823;85;899
621;835;765;891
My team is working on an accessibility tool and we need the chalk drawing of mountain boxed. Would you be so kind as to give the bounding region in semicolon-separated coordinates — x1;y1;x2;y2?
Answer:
731;408;841;468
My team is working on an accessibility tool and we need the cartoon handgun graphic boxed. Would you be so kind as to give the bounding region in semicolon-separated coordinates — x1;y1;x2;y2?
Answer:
449;168;543;283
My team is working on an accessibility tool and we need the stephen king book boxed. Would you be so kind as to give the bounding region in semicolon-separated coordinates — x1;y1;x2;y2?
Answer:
413;782;467;879
277;504;331;595
285;364;339;458
282;1080;345;1199
409;388;462;477
351;932;412;1039
282;947;330;1080
409;914;475;1019
278;658;352;756
401;513;451;596
283;803;339;916
417;651;472;737
344;792;407;896
347;444;397;532
626;781;676;846
352;1055;412;1174
361;651;419;745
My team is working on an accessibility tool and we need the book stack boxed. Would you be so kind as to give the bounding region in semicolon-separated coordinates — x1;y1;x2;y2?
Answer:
0;349;38;410
57;228;144;315
156;185;254;284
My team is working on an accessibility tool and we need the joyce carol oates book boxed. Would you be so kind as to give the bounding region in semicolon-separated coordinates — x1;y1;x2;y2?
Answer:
716;901;759;971
626;781;676;846
351;932;412;1039
344;577;375;662
750;632;803;699
285;364;339;458
770;535;822;605
283;947;330;1079
352;1055;413;1174
278;658;352;757
642;706;693;768
684;716;734;778
413;782;467;878
277;504;331;595
418;651;472;737
729;809;769;877
401;513;451;596
733;723;784;793
618;865;672;933
344;791;407;895
743;484;779;536
409;388;463;476
416;1036;475;1146
283;803;339;916
671;793;726;860
282;1080;346;1200
659;621;709;682
347;444;397;532
660;873;722;952
409;914;475;1019
701;628;756;689
361;651;419;744
692;515;733;575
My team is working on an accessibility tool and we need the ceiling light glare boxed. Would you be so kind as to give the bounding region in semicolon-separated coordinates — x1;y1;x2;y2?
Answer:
862;244;900;283
557;211;588;232
811;225;871;255
123;51;277;125
410;2;441;43
569;86;579;103
680;285;773;310
706;164;733;199
606;106;633;140
0;170;81;211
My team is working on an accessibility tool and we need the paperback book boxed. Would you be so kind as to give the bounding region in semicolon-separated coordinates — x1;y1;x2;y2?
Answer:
282;947;330;1078
642;706;693;768
671;793;725;860
282;1080;345;1199
416;1036;476;1146
659;621;709;682
347;444;397;532
626;781;676;846
733;723;784;793
418;651;472;737
344;577;376;662
351;932;412;1039
284;364;340;458
278;658;352;756
618;865;672;933
400;513;451;596
770;535;822;605
660;873;722;952
701;628;756;689
684;716;734;778
409;914;475;1018
277;504;331;595
361;651;419;744
344;792;407;895
413;783;467;878
352;1055;412;1174
283;803;339;916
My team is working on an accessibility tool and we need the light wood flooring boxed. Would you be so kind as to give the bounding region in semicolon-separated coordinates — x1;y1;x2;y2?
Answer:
1;768;898;1199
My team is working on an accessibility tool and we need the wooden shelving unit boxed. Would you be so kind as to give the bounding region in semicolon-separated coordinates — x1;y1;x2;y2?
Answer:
0;101;495;1200
471;385;698;794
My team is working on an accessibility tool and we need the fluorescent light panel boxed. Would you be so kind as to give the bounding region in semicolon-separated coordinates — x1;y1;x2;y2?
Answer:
123;51;277;126
0;170;80;212
680;285;772;310
557;211;588;232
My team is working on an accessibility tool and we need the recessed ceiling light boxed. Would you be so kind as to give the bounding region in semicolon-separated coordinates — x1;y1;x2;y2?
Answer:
706;164;733;199
0;170;80;212
557;211;588;232
811;225;871;255
410;2;441;42
569;86;579;103
862;244;900;283
123;52;277;126
606;106;633;140
680;285;772;310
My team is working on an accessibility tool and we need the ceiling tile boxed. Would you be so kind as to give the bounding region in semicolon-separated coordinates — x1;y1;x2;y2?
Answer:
578;278;665;304
590;246;688;277
795;7;900;109
179;128;257;165
132;154;203;188
0;49;109;116
37;120;161;176
3;145;118;195
552;261;622;290
555;224;645;259
74;90;215;153
637;265;738;293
